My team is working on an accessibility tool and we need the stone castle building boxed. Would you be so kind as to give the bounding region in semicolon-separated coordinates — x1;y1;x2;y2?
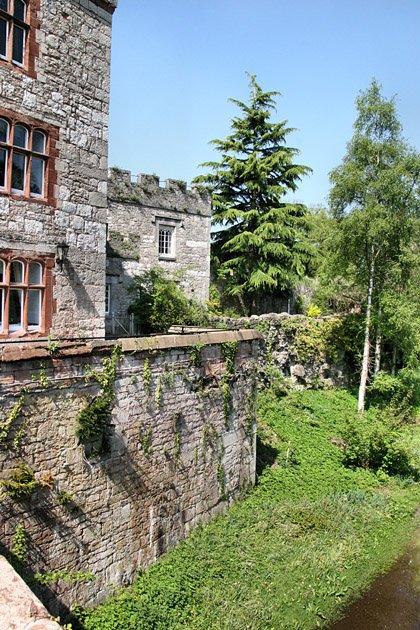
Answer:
106;168;211;334
0;0;211;342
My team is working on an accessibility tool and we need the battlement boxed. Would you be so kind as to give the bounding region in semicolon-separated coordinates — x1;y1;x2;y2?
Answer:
107;168;212;216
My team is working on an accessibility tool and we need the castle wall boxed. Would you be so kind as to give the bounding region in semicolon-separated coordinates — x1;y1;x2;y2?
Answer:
0;329;258;617
0;0;117;340
106;169;211;332
214;313;351;389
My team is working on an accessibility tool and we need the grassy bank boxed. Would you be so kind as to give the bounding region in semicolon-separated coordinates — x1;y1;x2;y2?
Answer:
76;388;420;630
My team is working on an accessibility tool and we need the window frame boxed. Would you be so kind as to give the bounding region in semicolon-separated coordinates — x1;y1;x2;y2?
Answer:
0;113;54;203
158;224;176;260
0;0;28;67
0;253;54;338
105;283;111;315
0;0;40;78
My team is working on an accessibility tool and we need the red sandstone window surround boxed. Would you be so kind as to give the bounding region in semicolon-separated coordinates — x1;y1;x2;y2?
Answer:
0;252;54;338
0;0;39;77
0;108;58;206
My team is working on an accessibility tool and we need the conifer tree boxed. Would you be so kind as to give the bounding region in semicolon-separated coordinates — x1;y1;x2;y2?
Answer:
194;74;313;314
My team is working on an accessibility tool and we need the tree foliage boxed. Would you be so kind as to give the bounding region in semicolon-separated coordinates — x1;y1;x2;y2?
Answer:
128;268;208;334
327;79;420;410
194;73;314;314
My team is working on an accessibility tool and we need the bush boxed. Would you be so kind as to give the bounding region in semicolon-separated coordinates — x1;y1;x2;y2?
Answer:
368;371;410;405
306;303;322;318
128;268;209;334
341;416;412;476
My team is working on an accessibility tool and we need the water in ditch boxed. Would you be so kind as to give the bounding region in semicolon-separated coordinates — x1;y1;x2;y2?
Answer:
327;526;420;630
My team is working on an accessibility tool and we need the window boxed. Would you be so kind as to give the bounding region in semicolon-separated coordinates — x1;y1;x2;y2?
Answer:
0;0;28;67
0;256;48;336
158;226;174;257
105;283;111;315
0;116;48;199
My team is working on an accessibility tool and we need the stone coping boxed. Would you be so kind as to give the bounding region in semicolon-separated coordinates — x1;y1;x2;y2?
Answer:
0;329;261;363
0;556;62;630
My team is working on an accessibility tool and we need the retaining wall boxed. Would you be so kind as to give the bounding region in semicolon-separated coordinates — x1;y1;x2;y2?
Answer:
214;313;351;388
0;330;259;618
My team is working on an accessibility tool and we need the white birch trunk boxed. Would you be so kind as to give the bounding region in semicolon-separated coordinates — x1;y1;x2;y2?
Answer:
374;307;382;376
358;254;375;413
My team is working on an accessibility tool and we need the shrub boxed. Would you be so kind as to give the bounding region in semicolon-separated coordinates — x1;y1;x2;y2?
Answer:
341;416;413;476
128;268;209;334
306;303;322;318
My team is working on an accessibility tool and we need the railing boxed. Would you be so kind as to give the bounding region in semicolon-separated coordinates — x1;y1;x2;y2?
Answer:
106;312;140;337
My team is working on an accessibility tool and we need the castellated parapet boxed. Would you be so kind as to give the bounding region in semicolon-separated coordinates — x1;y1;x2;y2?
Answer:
106;169;212;332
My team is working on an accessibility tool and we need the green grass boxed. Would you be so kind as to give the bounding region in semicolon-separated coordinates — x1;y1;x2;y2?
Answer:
76;388;420;630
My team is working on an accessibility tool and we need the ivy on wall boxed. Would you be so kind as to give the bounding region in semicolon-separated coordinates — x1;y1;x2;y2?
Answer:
75;345;122;449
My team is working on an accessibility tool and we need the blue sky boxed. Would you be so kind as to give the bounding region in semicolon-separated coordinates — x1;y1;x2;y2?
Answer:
108;0;420;207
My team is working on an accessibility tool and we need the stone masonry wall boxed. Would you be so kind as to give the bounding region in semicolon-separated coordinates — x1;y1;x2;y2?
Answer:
214;313;351;388
0;329;259;618
0;0;117;339
106;169;211;331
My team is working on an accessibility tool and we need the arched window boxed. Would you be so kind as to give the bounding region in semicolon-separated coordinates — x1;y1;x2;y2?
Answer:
30;131;46;197
0;257;47;334
0;116;50;199
0;117;9;190
0;0;27;66
0;259;4;331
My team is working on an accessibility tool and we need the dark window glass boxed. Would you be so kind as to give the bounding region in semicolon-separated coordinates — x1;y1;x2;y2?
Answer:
0;17;7;57
9;288;23;327
30;157;44;196
0;148;6;188
12;23;23;64
13;124;27;148
0;1;9;12
13;0;25;21
0;261;4;283
10;260;24;283
32;131;46;154
11;152;25;191
0;118;8;143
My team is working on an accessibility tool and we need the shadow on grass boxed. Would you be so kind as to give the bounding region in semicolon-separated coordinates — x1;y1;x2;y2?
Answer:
256;433;279;478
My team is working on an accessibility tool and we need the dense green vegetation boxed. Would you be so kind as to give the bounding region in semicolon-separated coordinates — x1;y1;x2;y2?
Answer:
128;268;209;334
75;386;420;630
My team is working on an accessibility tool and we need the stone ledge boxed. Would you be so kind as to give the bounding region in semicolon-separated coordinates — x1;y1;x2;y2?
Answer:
0;330;261;363
0;556;63;630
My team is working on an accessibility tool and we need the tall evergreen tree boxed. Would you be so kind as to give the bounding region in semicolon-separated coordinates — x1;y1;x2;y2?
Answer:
328;79;420;412
194;74;313;314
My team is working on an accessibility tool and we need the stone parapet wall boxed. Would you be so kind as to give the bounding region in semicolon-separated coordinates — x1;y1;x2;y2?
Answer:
0;330;259;618
213;313;351;388
0;556;63;630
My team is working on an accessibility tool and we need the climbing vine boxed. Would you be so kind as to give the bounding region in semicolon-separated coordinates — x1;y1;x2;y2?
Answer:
156;376;163;409
190;342;204;367
280;316;360;363
0;392;26;447
220;341;238;426
0;463;40;499
11;524;26;568
143;358;152;397
221;341;238;377
75;345;122;446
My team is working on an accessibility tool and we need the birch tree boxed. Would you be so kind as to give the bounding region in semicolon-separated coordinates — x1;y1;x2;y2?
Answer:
328;79;420;412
